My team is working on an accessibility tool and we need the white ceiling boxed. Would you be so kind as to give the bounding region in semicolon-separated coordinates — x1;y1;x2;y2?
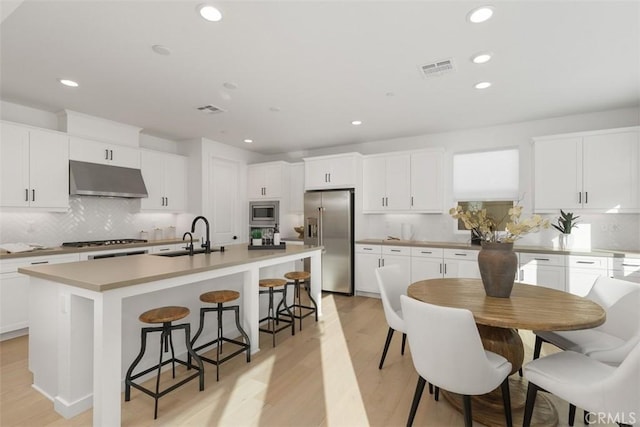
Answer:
1;1;639;154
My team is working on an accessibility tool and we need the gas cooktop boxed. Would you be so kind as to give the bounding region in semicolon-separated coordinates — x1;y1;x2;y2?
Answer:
61;239;148;248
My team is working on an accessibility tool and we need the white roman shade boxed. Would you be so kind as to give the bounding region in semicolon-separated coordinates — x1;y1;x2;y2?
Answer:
453;148;519;200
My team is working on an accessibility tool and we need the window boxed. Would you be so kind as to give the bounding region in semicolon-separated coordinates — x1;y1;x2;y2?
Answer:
453;148;519;200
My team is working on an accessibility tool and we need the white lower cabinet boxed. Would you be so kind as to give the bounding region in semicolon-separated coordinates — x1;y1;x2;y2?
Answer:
0;254;80;336
566;255;609;296
355;244;410;294
410;247;443;282
518;253;566;292
443;249;480;279
612;256;640;283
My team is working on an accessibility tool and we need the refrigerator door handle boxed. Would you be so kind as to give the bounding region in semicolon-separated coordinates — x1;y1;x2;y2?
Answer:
318;207;324;248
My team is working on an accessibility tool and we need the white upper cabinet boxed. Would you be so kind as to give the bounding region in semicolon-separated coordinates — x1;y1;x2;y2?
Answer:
363;154;411;211
247;161;288;199
410;150;444;212
289;162;304;213
0;122;69;210
140;151;187;211
69;136;140;168
534;127;639;212
304;153;361;190
363;149;444;213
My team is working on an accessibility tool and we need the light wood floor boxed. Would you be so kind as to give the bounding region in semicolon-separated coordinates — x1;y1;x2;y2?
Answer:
0;293;607;426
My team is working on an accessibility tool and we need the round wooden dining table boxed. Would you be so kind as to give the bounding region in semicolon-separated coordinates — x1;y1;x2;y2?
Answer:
407;278;605;427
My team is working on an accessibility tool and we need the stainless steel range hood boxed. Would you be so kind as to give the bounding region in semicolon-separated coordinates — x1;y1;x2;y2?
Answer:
69;160;148;198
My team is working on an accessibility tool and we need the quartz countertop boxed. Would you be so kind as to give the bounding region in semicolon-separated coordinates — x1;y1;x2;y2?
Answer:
0;238;187;260
356;239;640;258
18;243;321;292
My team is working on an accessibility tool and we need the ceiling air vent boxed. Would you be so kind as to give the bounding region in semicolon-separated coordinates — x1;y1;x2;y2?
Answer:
197;104;225;114
420;58;455;78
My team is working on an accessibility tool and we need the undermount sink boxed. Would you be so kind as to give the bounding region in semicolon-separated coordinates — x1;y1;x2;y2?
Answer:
153;248;222;257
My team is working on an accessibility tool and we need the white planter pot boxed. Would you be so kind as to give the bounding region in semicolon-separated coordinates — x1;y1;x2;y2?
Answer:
252;238;262;246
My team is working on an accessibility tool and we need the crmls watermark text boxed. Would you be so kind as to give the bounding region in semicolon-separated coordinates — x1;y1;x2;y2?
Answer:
585;412;637;425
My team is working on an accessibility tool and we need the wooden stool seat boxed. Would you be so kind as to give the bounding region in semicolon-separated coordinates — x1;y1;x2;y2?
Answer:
139;306;190;324
200;290;240;304
284;271;310;281
259;278;287;288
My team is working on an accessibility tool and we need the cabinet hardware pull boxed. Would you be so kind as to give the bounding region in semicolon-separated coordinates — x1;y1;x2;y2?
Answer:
421;251;432;254
110;150;113;160
585;192;588;204
576;261;595;264
391;249;400;252
385;197;388;206
444;264;447;275
30;261;49;265
25;188;29;202
411;196;414;206
381;258;385;266
381;197;384;207
105;149;109;160
363;248;373;251
159;248;170;251
328;173;331;182
579;192;582;204
32;189;35;202
165;197;168;206
621;263;640;267
534;258;550;261
439;263;442;274
454;253;467;256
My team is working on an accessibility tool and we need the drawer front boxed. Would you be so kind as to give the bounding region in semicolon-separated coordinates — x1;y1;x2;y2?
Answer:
382;246;411;257
519;252;564;267
355;244;381;255
1;253;79;273
613;257;640;273
443;248;478;262
567;255;608;270
411;247;443;258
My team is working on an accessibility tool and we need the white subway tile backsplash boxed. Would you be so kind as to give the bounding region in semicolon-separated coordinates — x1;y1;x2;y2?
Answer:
0;197;182;247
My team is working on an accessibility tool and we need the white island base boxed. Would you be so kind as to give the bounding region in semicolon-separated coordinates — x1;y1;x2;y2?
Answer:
21;244;323;426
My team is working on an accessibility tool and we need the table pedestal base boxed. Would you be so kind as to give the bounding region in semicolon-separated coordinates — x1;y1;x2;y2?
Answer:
442;378;558;427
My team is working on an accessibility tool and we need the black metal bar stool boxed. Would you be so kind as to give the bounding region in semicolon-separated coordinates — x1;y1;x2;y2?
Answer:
125;305;204;419
259;278;294;345
277;271;318;331
189;290;251;381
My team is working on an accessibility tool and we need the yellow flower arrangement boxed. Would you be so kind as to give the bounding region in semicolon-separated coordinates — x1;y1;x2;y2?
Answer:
449;203;549;243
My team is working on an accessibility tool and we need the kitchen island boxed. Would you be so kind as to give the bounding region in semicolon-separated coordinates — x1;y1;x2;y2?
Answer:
18;243;322;426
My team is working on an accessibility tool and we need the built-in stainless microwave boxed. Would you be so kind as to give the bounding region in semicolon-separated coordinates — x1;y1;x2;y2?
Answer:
249;200;279;226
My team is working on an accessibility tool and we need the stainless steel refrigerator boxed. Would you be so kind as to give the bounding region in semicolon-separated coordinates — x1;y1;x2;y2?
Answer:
304;189;354;295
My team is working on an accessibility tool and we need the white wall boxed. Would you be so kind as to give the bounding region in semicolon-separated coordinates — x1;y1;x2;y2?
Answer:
269;107;640;250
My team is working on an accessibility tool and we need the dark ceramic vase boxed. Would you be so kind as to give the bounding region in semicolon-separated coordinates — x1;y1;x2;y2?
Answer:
478;241;517;298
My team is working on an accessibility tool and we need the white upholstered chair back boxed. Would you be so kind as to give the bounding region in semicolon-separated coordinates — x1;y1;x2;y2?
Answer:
375;265;406;333
400;295;511;396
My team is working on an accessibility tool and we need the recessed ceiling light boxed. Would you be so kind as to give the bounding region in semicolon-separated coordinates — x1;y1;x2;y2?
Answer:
244;139;253;144
471;52;492;64
223;82;238;90
59;79;78;87
474;81;492;90
197;4;222;22
351;120;363;126
467;6;494;23
152;45;171;56
269;107;281;112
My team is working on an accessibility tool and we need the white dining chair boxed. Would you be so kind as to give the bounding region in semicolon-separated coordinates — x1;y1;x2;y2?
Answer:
375;264;407;369
400;295;513;427
533;276;640;425
523;340;640;427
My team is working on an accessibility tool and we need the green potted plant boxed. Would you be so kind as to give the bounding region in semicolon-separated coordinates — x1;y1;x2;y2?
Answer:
551;210;579;250
251;229;263;246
